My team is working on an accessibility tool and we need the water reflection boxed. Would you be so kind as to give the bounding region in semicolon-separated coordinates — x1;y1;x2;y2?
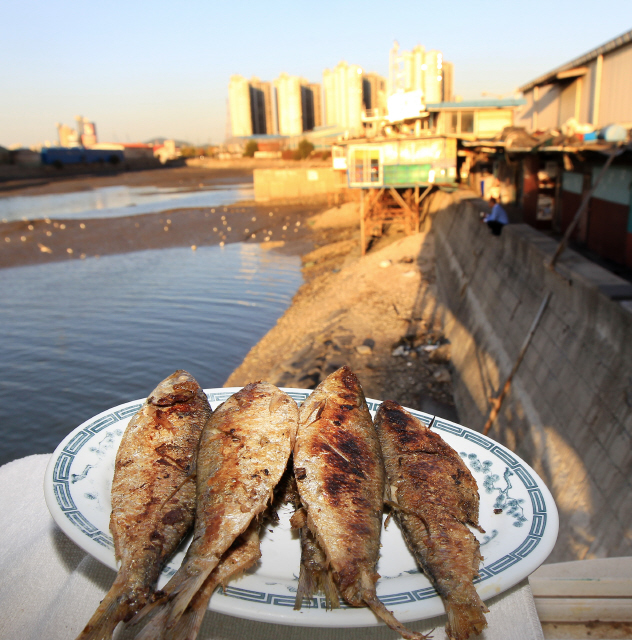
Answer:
0;183;254;222
0;243;301;465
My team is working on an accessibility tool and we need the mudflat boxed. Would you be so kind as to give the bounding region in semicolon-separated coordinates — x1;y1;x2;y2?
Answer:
0;166;324;269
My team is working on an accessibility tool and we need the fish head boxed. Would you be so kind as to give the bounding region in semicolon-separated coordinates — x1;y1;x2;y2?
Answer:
148;370;199;406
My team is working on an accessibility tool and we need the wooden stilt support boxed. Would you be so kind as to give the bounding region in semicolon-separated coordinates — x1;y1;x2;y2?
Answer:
388;188;418;233
417;185;434;227
360;188;366;255
482;292;552;436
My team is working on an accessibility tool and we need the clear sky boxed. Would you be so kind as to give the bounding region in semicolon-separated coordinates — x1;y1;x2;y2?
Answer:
2;0;631;148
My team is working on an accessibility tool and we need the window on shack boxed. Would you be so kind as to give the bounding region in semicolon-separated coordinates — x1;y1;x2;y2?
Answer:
461;111;474;134
351;148;381;185
447;112;458;134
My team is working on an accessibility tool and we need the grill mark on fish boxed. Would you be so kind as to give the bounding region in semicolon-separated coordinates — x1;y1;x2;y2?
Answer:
375;400;488;640
74;370;211;640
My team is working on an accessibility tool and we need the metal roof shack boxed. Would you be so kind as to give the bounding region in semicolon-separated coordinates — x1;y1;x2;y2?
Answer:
516;29;632;132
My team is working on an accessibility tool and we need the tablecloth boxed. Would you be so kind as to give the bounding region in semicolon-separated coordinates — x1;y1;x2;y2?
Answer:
0;454;544;640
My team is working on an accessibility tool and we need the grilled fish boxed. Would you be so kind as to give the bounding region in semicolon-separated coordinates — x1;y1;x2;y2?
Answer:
133;381;298;639
293;367;429;640
75;370;212;640
374;400;488;640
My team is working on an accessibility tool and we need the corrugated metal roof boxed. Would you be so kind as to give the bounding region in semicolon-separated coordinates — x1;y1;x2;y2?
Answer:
519;29;632;93
425;98;526;110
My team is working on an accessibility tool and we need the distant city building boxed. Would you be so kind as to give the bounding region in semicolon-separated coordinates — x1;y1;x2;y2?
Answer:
274;73;305;136
441;61;454;102
308;83;323;129
299;83;322;132
388;42;453;106
323;61;364;135
56;123;80;147
229;73;319;139
362;72;388;116
229;75;253;137
81;121;98;146
250;77;277;135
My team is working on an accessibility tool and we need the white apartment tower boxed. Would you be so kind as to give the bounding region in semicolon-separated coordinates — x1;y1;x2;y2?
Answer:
389;42;453;104
322;61;364;135
228;75;252;137
274;73;305;136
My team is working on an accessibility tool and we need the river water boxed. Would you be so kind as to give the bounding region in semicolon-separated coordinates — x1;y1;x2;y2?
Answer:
0;186;302;466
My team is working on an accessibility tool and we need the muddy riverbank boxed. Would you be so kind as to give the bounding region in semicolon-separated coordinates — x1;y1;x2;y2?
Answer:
226;202;458;420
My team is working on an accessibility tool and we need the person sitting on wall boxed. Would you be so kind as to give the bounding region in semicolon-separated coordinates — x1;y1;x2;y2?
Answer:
483;197;509;236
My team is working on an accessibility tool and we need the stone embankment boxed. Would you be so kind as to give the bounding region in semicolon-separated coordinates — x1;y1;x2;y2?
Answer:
432;190;632;563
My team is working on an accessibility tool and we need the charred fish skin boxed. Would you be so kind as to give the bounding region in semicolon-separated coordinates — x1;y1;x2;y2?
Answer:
374;400;488;640
293;367;429;640
76;370;212;640
133;381;299;639
294;366;384;607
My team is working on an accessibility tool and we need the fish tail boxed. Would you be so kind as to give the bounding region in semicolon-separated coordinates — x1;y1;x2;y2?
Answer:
132;570;210;640
168;526;262;640
294;563;340;610
359;572;433;640
75;573;138;640
165;588;213;640
445;600;488;640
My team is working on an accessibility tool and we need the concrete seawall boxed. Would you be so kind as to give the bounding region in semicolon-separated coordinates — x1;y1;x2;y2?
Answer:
254;167;347;202
432;191;632;563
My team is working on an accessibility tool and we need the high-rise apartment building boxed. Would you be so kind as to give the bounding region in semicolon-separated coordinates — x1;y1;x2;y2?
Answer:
441;61;454;102
230;73;318;138
388;42;453;105
308;83;323;128
250;77;277;135
229;75;253;137
274;73;305;136
362;73;387;115
229;75;278;137
323;61;364;135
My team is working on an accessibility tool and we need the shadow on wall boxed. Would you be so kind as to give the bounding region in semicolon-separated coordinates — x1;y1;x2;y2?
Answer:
427;188;632;563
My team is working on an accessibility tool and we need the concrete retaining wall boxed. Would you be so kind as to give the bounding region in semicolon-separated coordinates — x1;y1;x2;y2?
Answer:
254;167;347;202
432;191;632;563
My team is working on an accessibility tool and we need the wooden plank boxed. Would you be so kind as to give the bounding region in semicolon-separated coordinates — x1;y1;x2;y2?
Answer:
531;576;632;598
388;187;415;217
534;597;632;622
483;292;551;435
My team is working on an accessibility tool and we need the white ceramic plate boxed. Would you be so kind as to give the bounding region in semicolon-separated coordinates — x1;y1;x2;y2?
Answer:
44;387;558;627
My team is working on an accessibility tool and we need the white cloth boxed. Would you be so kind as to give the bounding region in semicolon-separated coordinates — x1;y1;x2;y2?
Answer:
0;455;544;640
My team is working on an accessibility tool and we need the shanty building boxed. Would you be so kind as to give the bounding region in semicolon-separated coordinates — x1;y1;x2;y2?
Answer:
463;30;632;271
516;29;632;131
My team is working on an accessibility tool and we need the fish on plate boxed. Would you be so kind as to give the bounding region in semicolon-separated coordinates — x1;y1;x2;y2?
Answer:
75;370;212;640
293;366;430;640
374;400;488;640
133;381;299;640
